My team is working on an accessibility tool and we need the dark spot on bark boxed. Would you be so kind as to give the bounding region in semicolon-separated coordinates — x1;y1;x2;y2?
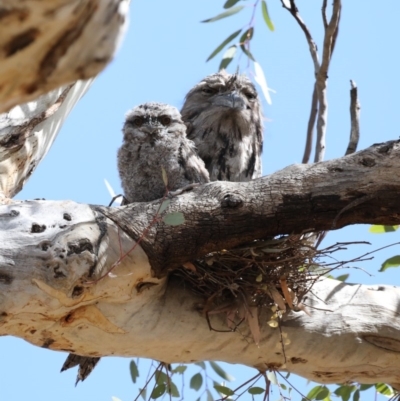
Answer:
54;264;66;279
88;212;108;277
0;133;21;148
136;281;159;294
40;241;52;251
25;83;38;95
64;313;73;323
59;224;67;229
42;338;55;348
4;28;39;56
30;329;36;334
0;8;28;22
0;272;13;284
59;254;64;259
72;286;84;298
329;167;343;173
377;144;392;154
67;238;93;256
0;312;8;317
221;194;243;209
63;213;72;221
31;223;46;233
290;357;307;364
360;157;376;167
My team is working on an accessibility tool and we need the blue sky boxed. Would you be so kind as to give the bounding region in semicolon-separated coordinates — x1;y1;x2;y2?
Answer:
3;1;400;400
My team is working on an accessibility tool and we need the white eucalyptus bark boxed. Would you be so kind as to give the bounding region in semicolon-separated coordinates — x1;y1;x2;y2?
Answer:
0;0;129;113
0;79;93;199
1;140;400;387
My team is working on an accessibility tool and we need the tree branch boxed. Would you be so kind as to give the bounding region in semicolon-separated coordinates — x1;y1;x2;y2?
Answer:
0;0;129;113
0;197;400;386
346;80;361;155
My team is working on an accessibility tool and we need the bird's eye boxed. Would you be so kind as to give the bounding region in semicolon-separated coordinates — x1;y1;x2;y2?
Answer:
132;117;143;127
202;87;217;95
244;92;256;100
159;115;171;126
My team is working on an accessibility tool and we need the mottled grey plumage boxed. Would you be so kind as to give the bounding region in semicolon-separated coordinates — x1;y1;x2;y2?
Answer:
60;354;100;386
62;102;209;385
181;70;263;182
118;102;209;202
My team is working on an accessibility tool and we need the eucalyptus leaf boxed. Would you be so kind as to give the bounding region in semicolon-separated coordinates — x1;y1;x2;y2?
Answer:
129;360;139;383
335;274;349;282
224;0;241;8
166;381;180;397
219;45;237;70
150;384;166;399
261;0;275;31
209;361;234;381
159;199;171;214
369;224;398;233
161;167;168;186
163;212;185;226
375;383;393;396
190;373;203;391
214;384;234;396
248;387;265;395
207;29;241;62
379;255;400;272
172;365;187;374
202;6;244;23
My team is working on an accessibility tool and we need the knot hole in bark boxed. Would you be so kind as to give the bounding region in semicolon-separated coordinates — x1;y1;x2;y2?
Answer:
221;193;243;209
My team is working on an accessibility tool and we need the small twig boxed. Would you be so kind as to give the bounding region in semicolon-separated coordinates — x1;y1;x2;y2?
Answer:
321;0;328;28
133;362;162;401
302;83;318;163
346;80;361;155
276;371;310;401
280;0;320;73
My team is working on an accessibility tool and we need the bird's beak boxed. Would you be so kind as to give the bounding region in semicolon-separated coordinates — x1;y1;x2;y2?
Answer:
211;91;245;110
142;123;162;136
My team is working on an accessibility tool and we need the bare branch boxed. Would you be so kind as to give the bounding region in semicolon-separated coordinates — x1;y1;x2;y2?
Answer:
346;80;361;155
321;0;328;28
314;0;342;162
302;83;318;163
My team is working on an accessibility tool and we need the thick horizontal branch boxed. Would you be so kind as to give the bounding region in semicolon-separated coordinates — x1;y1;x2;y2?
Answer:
1;140;400;387
0;0;129;113
0;200;399;386
100;140;400;275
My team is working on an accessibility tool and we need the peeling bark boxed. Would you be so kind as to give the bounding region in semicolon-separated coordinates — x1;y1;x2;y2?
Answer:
1;140;400;386
0;0;129;113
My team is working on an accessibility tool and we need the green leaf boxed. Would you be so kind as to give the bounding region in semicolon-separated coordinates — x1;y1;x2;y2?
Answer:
379;255;400;272
190;373;203;391
139;388;147;400
315;387;330;400
163;212;185;226
280;383;287;390
166;381;180;397
155;370;168;385
248;387;265;395
239;27;254;44
194;361;206;369
375;383;393;396
214;385;234;396
261;0;275;31
206;29;241;62
359;384;373;391
172;365;187;374
129;360;139;383
240;45;256;61
209;361;234;381
353;390;360;401
266;371;277;385
224;0;241;8
150;384;166;399
161;167;168;186
307;385;325;400
202;6;244;23
219;45;237;70
206;389;214;401
369;224;398;233
335;274;349;282
159;199;171;214
334;385;355;401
